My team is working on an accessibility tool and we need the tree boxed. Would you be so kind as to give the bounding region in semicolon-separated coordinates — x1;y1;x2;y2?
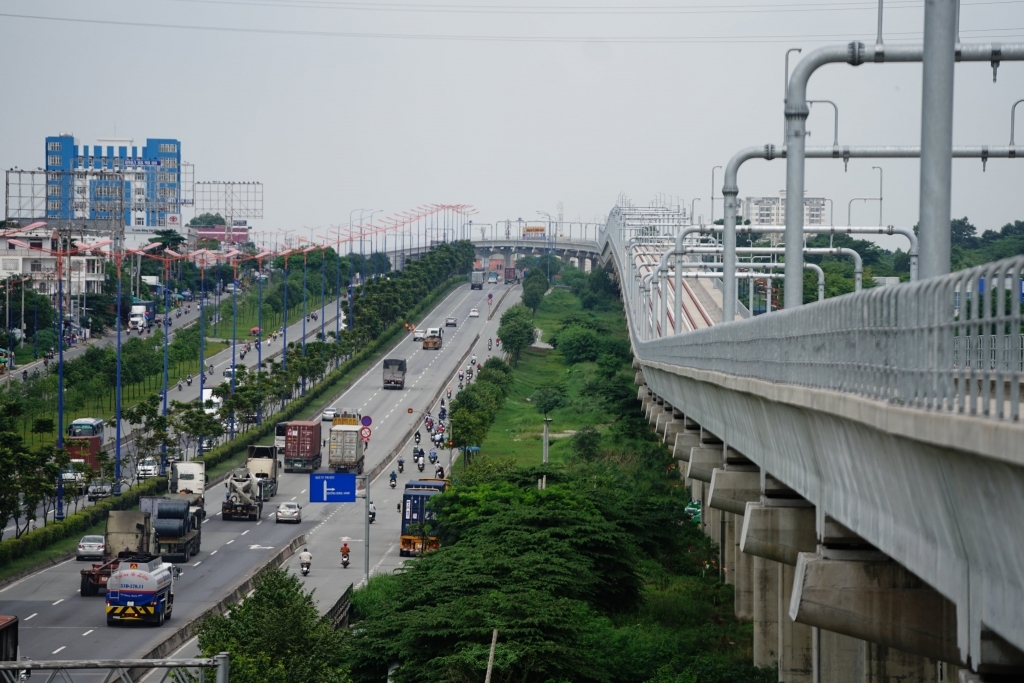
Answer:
149;229;186;252
531;383;566;416
169;400;224;460
555;325;601;364
951;216;978;249
496;305;535;367
571;426;602;461
188;212;227;226
197;568;348;683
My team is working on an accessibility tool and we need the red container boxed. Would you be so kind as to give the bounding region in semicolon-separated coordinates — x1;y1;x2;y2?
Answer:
285;421;322;458
66;436;102;471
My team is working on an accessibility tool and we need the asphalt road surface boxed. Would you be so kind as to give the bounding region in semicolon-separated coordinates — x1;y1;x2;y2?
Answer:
3;281;518;669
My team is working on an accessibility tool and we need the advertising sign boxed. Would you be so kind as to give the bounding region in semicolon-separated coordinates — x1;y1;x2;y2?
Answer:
309;473;357;503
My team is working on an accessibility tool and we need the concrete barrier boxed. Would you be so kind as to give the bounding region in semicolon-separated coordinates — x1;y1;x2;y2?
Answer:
129;533;306;681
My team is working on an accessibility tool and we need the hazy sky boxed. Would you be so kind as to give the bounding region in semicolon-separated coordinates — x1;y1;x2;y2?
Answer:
2;0;1023;249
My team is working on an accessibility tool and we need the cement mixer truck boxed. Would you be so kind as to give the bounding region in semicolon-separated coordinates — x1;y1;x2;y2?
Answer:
222;468;264;521
105;554;180;626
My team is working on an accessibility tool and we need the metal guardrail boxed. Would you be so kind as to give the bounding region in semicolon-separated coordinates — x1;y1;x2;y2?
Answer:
326;583;354;629
0;655;228;683
601;206;1024;423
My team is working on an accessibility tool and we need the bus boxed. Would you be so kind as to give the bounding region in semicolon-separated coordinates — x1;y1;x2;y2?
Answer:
275;422;289;452
68;417;105;441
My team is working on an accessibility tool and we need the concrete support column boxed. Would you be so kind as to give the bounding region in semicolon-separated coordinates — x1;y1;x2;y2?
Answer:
753;555;780;668
780;562;815;683
707;501;720;545
723;512;736;586
735;529;754;620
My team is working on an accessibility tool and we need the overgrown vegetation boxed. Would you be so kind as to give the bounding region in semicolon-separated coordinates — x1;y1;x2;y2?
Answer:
342;271;772;683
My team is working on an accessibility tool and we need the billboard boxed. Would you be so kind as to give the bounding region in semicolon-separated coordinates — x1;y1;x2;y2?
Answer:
522;225;546;240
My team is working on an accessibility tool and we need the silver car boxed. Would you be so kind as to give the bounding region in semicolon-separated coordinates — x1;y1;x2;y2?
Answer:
275;502;302;524
76;535;105;561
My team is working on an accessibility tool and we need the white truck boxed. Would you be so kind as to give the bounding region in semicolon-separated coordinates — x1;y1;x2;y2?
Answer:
128;305;149;331
201;388;222;417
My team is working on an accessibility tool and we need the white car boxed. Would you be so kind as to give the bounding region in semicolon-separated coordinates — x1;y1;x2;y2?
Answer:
276;502;302;523
412;329;425;341
137;457;159;479
469;308;480;318
322;408;337;422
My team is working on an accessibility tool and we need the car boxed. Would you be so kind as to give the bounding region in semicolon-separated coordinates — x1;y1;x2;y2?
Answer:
412;328;425;341
322;408;338;422
276;502;302;523
76;535;105;561
87;480;112;502
469;308;480;318
445;317;457;327
137;457;158;480
223;367;237;379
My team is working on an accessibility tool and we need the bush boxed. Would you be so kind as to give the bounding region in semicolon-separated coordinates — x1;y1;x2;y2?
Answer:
557;325;601;364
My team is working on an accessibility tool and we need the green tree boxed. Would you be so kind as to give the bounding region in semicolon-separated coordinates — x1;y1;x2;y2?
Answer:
197;568;348;683
571;425;602;461
496;305;535;367
555;325;601;364
531;383;566;416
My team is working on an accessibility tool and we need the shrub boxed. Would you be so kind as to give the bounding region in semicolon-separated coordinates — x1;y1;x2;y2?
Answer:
557;325;601;364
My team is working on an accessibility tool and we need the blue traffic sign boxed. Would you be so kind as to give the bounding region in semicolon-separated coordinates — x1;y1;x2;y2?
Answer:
361;415;372;426
488;293;493;299
309;473;356;503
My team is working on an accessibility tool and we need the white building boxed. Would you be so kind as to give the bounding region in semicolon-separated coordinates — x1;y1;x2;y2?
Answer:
1;225;107;296
742;191;828;227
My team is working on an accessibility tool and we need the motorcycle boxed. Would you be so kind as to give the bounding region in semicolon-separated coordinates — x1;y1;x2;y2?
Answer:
488;339;492;350
417;460;425;472
186;375;193;386
300;562;310;576
414;432;421;445
341;553;350;569
447;388;452;399
389;479;397;489
369;510;376;523
428;452;437;464
398;460;405;473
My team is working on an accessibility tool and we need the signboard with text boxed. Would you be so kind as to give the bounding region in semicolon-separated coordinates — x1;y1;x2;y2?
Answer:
309;473;356;503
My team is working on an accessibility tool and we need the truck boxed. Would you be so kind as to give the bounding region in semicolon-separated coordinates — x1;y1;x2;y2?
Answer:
105;553;180;626
222;468;263;521
246;445;279;499
328;412;364;474
470;271;484;290
80;510;153;596
400;481;446;557
487;271;499;284
422;328;442;350
201;388;222;416
504;267;518;284
383;358;407;389
284;420;323;473
128;301;156;331
66;436;103;472
140;496;202;563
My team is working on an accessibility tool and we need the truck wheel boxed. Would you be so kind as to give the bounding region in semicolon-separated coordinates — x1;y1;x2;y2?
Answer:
107;617;117;627
156;608;165;627
81;576;94;596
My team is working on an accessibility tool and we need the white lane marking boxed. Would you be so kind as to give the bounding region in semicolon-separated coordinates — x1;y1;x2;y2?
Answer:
226;540;234;545
25;613;37;621
52;646;65;654
82;629;93;636
214;511;222;516
241;530;249;536
300;489;306;494
257;520;262;525
193;561;202;566
210;550;218;555
52;599;64;606
290;496;297;501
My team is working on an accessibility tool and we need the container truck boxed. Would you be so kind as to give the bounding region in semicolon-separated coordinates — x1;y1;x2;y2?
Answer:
400;488;442;557
246;445;279;499
383;358;407;389
222;468;264;521
284;420;322;472
0;615;18;663
105;553;180;626
470;271;484;290
328;412;364;474
80;511;153;596
504;267;517;284
128;301;155;331
140;496;202;563
65;436;103;473
422;328;442;350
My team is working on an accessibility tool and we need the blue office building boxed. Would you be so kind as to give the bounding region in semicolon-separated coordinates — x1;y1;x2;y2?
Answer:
44;135;183;230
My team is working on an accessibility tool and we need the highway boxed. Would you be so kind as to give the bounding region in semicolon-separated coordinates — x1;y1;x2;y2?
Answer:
2;280;516;669
2;293;346;540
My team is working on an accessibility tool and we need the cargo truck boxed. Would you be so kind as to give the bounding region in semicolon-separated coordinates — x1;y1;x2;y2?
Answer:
470;271;484;290
105;553;180;626
487;271;498;284
383;358;407;389
399;479;448;557
246;445;279;499
128;301;156;331
80;510;153;596
140;496;202;563
504;267;517;284
284;420;323;472
328;411;364;474
422;328;442;350
222;468;264;521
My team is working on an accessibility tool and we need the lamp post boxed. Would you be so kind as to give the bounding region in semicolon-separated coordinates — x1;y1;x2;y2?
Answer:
190;249;212;460
90;243;125;493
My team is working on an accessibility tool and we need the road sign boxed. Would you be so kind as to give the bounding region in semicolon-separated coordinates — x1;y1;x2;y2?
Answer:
361;415;372;427
309;473;356;503
360;426;372;439
488;293;493;299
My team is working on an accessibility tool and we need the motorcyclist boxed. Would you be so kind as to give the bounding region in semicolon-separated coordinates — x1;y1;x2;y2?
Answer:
369;500;376;517
390;471;398;484
440;397;446;408
186;373;193;386
398;456;405;471
458;370;464;381
177;379;183;392
340;542;351;560
299;548;312;565
488;338;492;349
471;355;476;366
446;386;452;399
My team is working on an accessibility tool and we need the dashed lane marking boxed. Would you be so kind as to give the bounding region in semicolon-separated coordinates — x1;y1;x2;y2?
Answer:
226;540;234;545
52;599;64;606
82;629;93;636
193;561;202;566
52;646;65;655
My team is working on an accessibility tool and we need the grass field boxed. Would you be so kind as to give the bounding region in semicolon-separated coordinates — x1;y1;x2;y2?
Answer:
480;288;630;466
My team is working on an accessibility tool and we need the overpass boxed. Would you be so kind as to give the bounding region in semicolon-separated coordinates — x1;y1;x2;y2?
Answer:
594;202;1024;682
470;237;602;271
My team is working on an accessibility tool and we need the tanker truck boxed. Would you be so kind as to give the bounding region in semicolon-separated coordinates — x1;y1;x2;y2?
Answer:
140;497;202;563
105;554;180;627
222;468;264;521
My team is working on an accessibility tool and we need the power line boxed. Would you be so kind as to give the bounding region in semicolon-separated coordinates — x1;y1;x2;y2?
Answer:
2;12;1023;43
